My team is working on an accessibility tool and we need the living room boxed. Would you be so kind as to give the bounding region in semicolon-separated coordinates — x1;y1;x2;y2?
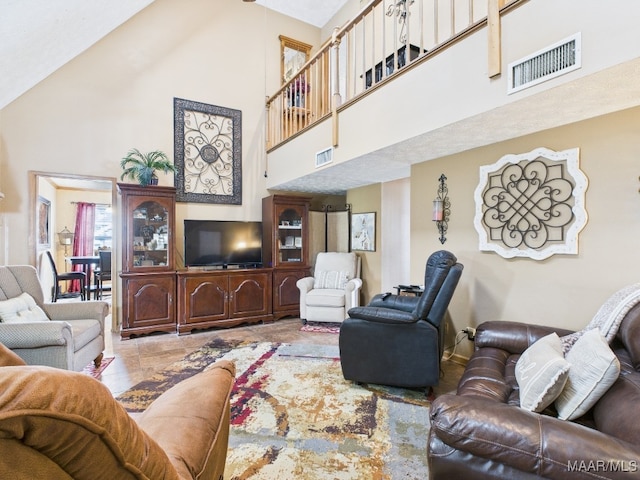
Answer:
1;0;640;477
2;0;639;356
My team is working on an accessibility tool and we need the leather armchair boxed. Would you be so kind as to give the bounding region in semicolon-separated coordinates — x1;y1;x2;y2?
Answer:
428;304;640;479
297;252;362;323
0;265;108;371
339;250;463;388
0;342;235;480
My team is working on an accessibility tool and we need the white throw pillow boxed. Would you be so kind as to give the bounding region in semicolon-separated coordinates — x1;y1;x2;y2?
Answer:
515;333;570;412
555;328;620;421
313;270;350;289
0;292;49;323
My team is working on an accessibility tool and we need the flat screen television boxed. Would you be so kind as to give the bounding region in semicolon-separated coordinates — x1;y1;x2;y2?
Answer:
184;220;263;268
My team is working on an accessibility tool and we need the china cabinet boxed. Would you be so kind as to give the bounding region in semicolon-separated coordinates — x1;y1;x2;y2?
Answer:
118;183;177;338
262;194;311;319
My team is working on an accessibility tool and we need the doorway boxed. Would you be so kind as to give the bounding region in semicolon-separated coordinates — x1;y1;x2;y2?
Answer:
29;171;118;332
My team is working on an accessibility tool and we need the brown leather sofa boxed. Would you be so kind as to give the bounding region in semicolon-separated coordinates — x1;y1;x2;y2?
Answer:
428;302;640;479
0;342;235;480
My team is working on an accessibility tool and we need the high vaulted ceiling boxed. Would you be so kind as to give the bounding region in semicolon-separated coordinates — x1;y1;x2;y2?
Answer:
4;1;639;196
0;0;348;109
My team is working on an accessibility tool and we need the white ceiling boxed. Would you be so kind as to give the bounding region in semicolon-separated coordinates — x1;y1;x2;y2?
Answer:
255;0;349;28
46;176;112;192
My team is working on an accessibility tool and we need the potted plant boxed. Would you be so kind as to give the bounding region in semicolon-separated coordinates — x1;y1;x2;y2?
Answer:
120;148;175;186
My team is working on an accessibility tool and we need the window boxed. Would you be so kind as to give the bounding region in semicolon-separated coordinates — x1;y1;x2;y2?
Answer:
94;204;112;252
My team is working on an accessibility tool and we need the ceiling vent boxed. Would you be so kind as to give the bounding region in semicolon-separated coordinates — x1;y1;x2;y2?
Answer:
315;147;333;168
508;33;581;94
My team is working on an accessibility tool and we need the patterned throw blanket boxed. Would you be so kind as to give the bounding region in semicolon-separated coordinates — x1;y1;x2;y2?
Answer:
561;283;640;354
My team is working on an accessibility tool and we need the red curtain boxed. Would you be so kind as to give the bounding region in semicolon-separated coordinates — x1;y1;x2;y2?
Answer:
70;202;96;293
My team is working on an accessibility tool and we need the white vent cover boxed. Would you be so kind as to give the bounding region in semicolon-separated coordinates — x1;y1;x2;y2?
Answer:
315;146;333;168
508;33;581;94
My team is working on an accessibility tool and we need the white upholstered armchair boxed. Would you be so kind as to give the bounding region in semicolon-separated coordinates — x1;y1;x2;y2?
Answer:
297;252;362;323
0;265;108;371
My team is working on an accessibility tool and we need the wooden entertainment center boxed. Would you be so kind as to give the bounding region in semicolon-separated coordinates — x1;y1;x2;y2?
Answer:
176;268;273;335
118;185;310;338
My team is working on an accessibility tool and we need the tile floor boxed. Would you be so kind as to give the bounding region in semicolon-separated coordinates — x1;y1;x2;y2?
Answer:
100;316;465;398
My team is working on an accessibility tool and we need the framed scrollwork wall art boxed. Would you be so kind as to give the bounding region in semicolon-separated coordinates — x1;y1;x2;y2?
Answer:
174;98;242;204
473;147;588;260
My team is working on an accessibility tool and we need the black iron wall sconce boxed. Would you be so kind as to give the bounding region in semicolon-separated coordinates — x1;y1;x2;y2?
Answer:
432;174;450;244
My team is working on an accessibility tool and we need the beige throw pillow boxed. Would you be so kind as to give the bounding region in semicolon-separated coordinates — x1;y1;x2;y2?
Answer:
555;328;620;421
0;292;49;323
515;333;570;412
314;270;350;289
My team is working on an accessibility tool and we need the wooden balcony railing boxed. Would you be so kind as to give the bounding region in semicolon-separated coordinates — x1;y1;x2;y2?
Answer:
266;0;525;151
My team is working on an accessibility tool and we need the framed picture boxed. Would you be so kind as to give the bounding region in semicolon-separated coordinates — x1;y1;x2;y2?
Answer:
351;212;376;252
174;97;242;204
37;196;51;248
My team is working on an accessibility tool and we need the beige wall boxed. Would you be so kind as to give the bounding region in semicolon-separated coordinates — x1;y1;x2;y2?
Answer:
411;106;640;359
347;183;381;304
0;0;321;265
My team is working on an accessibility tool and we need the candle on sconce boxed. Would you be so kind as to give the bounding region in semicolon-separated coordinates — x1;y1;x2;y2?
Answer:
432;199;444;222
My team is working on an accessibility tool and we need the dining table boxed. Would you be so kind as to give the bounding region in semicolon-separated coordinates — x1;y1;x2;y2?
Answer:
66;255;100;300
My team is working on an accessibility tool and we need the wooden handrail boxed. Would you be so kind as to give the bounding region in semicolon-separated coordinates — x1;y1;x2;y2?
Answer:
267;0;527;151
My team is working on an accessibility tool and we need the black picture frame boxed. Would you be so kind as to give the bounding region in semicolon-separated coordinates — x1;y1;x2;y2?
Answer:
174;97;242;204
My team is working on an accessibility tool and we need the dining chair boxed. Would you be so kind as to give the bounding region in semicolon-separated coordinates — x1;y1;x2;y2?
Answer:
45;250;86;302
93;250;112;300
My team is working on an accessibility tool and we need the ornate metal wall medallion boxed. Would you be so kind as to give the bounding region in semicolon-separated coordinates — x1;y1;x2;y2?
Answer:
473;147;588;260
174;98;242;204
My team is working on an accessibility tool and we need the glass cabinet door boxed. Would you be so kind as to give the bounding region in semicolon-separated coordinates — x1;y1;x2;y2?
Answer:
275;205;304;267
131;200;169;268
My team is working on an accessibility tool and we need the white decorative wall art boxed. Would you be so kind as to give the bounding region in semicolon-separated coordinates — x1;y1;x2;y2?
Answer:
474;147;588;260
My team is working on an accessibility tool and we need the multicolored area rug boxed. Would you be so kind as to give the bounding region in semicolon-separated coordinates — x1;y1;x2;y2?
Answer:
117;339;431;479
82;356;114;379
300;321;342;334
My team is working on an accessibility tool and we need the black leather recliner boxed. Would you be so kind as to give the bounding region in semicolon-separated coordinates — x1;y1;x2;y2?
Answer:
339;250;463;388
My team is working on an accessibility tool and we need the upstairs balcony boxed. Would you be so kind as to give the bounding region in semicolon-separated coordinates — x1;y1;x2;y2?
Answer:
267;0;520;151
265;0;640;194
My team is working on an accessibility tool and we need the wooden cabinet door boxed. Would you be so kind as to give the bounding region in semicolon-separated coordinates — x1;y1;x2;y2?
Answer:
273;268;308;319
228;271;272;319
179;274;228;325
122;273;176;337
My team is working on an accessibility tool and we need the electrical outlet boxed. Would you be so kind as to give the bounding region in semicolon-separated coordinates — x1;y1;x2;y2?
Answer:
464;327;476;341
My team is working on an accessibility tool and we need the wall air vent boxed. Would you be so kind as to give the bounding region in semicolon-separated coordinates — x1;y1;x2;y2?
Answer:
508;33;581;94
315;146;333;168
